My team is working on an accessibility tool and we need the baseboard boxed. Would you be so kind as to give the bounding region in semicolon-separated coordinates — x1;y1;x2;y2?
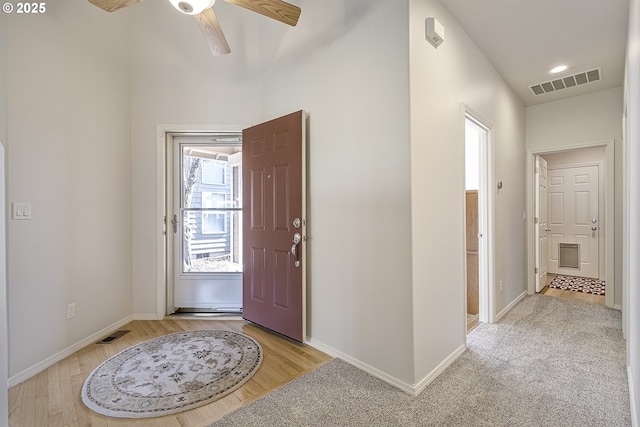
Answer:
306;338;416;394
8;315;133;388
306;338;466;396
630;366;638;427
413;343;466;395
495;290;527;322
133;313;162;321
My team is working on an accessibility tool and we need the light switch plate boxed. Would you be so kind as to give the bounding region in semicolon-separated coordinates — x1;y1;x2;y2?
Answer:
12;202;31;220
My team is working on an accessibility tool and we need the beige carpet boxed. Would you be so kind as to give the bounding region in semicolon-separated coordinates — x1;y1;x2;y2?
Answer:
211;294;630;426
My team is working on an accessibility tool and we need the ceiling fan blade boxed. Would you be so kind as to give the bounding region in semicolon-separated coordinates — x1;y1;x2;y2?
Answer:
88;0;141;12
194;8;231;56
225;0;301;26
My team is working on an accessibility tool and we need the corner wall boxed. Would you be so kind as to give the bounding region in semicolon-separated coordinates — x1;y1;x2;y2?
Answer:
256;1;416;385
5;1;133;378
625;0;640;423
0;10;8;425
409;0;526;383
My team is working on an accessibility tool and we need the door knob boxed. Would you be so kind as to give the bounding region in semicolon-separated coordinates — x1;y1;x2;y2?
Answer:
591;218;598;223
291;233;301;268
172;214;179;233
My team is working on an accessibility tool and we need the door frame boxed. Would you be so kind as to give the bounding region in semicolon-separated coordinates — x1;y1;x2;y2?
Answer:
154;124;246;320
535;155;548;292
462;104;495;326
526;140;615;308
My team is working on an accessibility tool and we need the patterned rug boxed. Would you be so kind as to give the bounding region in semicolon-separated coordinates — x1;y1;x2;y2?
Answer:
548;275;606;295
81;330;262;419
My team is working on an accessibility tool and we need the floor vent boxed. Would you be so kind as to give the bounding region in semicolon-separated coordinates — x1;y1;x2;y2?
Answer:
96;330;130;344
530;68;601;96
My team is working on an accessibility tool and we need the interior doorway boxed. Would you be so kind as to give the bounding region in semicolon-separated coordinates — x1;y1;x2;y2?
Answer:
528;143;614;309
464;111;490;332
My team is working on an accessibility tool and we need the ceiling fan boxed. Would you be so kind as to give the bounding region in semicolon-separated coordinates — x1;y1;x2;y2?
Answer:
88;0;301;56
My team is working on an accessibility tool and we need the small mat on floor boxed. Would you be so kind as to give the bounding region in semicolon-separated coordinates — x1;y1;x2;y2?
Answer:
81;330;262;418
548;275;605;295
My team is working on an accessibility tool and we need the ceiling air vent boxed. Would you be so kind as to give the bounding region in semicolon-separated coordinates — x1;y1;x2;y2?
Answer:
529;68;601;96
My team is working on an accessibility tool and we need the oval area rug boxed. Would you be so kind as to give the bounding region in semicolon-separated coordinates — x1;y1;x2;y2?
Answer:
81;329;262;418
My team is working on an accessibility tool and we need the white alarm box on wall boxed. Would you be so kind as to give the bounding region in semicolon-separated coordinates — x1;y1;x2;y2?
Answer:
426;17;445;48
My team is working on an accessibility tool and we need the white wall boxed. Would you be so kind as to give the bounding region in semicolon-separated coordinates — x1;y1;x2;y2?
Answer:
526;88;624;306
130;0;263;319
0;9;8;425
465;121;481;191
256;1;415;384
526;88;624;147
625;0;640;423
409;0;526;383
5;1;133;379
542;146;606;167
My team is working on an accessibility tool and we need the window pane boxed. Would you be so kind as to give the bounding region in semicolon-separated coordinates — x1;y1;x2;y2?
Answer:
180;146;242;274
202;159;226;185
202;212;225;234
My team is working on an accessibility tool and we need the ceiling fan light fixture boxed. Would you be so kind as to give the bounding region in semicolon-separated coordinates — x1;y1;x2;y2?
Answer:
169;0;215;15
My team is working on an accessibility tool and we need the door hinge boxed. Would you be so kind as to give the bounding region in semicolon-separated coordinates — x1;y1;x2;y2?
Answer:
534;217;539;224
535;267;538;274
535;167;539;173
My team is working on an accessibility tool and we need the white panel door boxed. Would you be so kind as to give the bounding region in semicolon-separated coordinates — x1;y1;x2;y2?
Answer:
547;165;599;278
535;156;548;292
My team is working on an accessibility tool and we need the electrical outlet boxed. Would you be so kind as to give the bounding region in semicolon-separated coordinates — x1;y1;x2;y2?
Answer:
499;281;504;292
66;303;76;319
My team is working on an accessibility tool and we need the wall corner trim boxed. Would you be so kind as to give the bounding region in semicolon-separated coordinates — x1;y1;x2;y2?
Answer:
8;315;134;388
628;365;638;427
306;338;466;397
413;343;466;395
306;338;417;395
495;291;527;323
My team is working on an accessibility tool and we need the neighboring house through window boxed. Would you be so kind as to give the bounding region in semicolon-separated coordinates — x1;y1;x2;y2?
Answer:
202;192;226;234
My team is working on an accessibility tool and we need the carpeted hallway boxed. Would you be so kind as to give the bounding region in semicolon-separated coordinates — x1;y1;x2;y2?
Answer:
212;294;630;426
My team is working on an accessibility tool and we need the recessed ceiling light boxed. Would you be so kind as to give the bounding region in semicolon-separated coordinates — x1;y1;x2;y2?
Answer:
550;65;568;74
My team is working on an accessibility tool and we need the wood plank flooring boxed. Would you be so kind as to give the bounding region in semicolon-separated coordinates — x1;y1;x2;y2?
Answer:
8;318;332;427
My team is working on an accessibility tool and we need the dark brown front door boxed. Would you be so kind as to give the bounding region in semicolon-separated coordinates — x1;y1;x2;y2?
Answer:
242;111;305;342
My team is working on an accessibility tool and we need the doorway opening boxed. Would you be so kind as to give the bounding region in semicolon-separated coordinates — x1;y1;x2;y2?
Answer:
464;110;491;332
533;147;607;306
165;133;243;315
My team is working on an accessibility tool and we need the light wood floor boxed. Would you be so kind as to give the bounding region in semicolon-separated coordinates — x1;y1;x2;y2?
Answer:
8;318;332;427
539;274;606;305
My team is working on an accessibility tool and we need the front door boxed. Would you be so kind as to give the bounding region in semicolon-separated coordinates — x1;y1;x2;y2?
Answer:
535;156;548;292
170;137;243;312
242;111;306;342
547;164;600;278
